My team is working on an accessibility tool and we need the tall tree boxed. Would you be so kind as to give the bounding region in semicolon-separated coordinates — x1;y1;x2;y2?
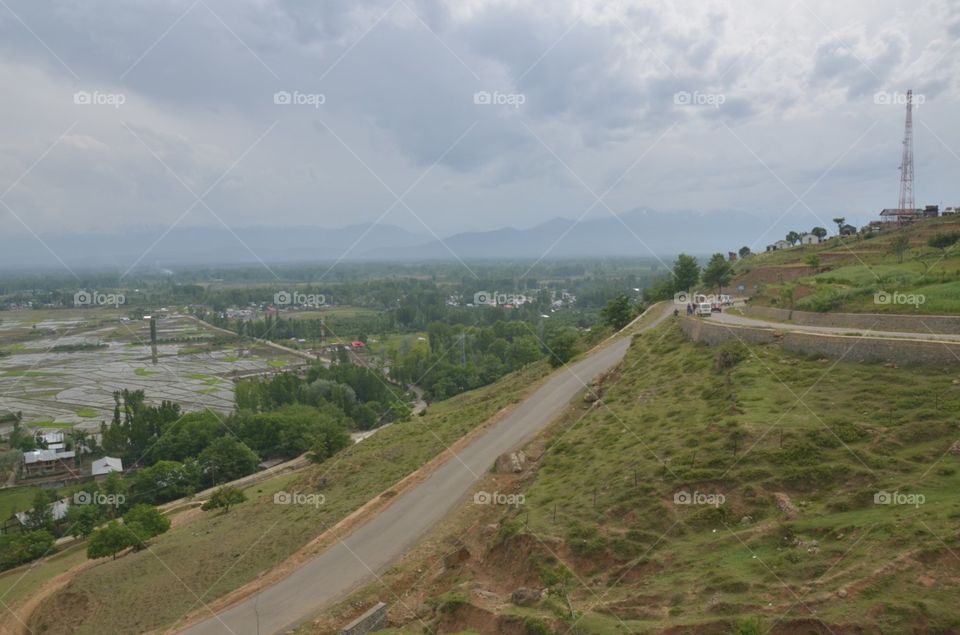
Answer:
671;254;700;294
832;217;845;235
600;295;634;331
87;521;132;560
702;254;733;295
201;487;247;513
811;227;828;240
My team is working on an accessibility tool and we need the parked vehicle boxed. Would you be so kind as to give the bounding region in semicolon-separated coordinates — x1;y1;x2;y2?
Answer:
696;302;712;317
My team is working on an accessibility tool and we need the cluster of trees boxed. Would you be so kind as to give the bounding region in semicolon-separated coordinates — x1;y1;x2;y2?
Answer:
0;474;172;571
87;505;171;560
646;253;734;301
236;355;406;428
600;295;640;330
389;320;582;400
0;528;54;571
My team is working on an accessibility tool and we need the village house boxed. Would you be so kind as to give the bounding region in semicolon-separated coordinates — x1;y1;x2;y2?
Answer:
840;224;858;236
14;497;71;528
91;456;124;480
801;234;821;245
21;449;77;478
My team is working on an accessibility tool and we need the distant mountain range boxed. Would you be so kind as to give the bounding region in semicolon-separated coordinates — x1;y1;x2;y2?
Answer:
0;210;778;271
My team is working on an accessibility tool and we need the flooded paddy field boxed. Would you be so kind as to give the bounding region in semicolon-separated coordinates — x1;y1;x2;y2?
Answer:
0;310;300;431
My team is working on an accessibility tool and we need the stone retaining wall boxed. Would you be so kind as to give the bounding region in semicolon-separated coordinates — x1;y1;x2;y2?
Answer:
681;317;960;366
341;602;388;635
744;305;960;335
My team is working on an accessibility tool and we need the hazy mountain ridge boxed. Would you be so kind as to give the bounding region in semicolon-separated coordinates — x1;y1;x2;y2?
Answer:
0;210;771;270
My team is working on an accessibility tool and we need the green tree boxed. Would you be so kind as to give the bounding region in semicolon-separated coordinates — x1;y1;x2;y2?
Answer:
832;217;845;235
671;254;700;295
201;487;247;513
600;295;634;331
811;226;828;240
148;410;223;463
546;330;580;368
23;490;56;532
805;254;821;270
65;503;101;539
122;505;171;550
738;246;751;258
786;231;801;245
129;460;200;504
0;530;55;571
702;253;733;295
889;234;910;263
87;521;132;560
198;437;259;485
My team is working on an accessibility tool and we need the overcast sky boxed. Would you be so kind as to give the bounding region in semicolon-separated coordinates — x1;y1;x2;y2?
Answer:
1;0;957;245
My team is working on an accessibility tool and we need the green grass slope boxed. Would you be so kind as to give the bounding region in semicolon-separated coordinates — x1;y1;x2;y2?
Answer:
735;216;960;314
368;322;960;634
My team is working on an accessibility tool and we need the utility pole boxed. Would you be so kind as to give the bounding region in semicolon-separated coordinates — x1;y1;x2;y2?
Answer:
147;315;158;364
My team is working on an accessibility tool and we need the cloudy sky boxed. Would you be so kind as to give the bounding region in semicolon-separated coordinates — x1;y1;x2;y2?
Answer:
1;0;958;247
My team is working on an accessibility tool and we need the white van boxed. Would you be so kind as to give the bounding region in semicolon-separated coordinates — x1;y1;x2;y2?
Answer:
696;302;712;317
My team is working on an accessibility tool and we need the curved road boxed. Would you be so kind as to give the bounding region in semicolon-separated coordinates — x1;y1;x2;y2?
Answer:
710;310;960;342
181;305;672;635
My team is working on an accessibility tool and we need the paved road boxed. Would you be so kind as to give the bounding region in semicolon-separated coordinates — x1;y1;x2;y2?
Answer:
710;311;960;342
181;306;671;635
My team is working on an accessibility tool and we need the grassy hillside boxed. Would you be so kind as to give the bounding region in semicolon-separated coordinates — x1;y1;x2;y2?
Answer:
18;361;553;635
734;216;960;313
320;321;960;634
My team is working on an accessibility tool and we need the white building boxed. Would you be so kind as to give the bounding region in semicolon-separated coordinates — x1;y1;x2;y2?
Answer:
91;456;124;478
15;497;71;526
801;234;821;245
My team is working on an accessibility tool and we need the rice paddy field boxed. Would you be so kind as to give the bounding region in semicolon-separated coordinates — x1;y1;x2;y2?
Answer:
0;310;300;432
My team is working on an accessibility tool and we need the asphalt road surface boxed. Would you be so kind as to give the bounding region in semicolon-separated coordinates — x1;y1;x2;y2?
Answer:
710;310;960;342
181;307;671;635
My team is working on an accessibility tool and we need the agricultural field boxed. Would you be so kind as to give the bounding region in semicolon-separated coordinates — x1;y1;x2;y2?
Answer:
0;311;300;432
